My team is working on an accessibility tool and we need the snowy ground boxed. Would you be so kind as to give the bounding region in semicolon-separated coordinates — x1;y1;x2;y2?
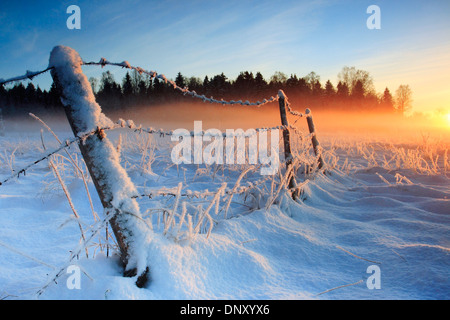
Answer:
0;116;449;300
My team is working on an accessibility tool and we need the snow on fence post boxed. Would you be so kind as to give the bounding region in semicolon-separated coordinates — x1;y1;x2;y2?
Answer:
277;90;297;199
48;45;149;287
305;108;324;169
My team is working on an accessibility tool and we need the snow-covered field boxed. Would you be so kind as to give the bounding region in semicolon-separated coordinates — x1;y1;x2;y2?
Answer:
0;115;449;300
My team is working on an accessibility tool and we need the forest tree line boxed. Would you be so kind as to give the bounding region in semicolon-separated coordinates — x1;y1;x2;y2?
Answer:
0;66;412;117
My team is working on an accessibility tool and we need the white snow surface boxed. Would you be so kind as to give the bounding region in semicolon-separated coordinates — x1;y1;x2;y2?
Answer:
0;122;449;300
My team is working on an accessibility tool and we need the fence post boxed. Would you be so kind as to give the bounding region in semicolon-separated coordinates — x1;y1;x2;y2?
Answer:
49;45;149;287
305;108;324;169
278;90;297;199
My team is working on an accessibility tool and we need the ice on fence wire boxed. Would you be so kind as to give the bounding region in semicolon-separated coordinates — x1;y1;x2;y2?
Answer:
120;61;131;69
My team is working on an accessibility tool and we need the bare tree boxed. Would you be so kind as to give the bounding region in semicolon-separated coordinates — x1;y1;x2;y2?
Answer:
305;71;320;91
88;77;98;94
395;84;413;115
338;66;374;97
269;71;288;85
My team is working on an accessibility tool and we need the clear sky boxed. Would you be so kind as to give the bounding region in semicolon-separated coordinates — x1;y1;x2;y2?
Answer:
1;0;449;115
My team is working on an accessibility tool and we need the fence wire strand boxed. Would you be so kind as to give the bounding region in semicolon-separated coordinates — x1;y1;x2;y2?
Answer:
0;51;322;299
1;55;310;189
1;57;306;118
0;118;301;187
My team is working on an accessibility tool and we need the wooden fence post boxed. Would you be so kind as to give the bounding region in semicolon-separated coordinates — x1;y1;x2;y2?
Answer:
49;45;149;287
278;90;297;198
305;108;324;169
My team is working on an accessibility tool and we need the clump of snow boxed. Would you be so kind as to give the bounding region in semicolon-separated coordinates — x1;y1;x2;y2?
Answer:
99;57;108;66
49;46;114;132
119;61;131;69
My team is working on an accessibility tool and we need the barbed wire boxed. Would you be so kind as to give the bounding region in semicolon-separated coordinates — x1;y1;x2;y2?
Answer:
0;57;306;118
115;118;299;138
0;116;304;187
0;53;316;297
1;54;310;187
132;175;272;200
0;125;115;186
0;67;54;86
83;59;281;107
84;59;308;118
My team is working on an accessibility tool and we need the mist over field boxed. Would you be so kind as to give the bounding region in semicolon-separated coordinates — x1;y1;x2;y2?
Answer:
4;101;449;164
1;81;449;301
16;101;447;141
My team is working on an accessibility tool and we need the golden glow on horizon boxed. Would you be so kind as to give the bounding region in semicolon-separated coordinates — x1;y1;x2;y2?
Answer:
423;110;450;130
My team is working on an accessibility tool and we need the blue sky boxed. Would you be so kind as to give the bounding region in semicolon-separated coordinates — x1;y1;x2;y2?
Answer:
1;0;449;113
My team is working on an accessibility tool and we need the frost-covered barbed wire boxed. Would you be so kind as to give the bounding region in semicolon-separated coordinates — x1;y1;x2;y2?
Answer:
0;115;302;186
1;54;309;186
36;206;118;297
84;59;307;118
83;59;281;107
140;161;310;243
0;125;115;186
1;57;306;118
0;67;54;86
115;118;299;138
277;89;307;118
132;174;272;200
